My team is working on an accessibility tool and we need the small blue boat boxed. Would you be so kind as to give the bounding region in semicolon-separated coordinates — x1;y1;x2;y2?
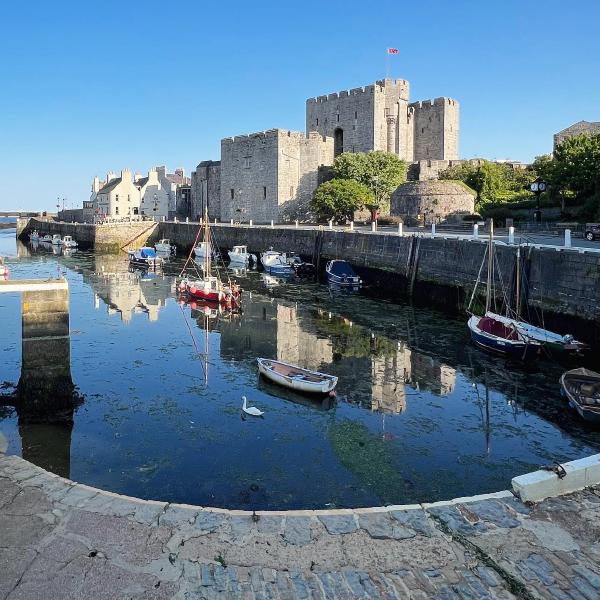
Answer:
467;314;540;361
128;247;162;269
326;260;361;286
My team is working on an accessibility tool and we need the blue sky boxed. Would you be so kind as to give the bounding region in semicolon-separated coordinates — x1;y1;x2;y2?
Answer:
1;0;598;211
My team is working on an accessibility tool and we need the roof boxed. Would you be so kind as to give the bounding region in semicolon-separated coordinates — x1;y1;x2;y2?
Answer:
166;173;191;186
135;176;149;189
556;120;600;135
97;178;122;194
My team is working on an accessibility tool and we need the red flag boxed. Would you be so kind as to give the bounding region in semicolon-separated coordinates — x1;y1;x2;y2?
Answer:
387;48;399;55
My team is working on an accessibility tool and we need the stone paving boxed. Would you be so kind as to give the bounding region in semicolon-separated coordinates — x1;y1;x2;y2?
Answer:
1;454;600;599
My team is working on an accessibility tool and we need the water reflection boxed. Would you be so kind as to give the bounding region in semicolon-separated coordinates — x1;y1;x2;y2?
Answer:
85;254;175;322
1;239;600;509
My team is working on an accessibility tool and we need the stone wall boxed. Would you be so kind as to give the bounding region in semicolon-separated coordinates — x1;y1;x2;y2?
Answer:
390;181;475;224
410;98;459;161
191;160;221;221
19;218;158;252
220;129;333;223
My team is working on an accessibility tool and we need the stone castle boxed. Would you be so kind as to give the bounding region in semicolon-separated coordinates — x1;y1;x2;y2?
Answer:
190;78;460;223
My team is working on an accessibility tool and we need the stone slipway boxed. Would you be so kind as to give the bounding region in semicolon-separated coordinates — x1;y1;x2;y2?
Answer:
1;453;600;599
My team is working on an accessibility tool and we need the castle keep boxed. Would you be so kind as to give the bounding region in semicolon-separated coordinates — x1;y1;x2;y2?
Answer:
306;80;459;161
190;78;460;223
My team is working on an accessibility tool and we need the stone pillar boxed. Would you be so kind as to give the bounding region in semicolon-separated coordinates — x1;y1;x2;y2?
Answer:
386;116;397;154
17;286;75;420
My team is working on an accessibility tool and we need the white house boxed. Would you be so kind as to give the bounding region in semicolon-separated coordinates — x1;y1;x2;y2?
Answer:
95;169;141;219
136;168;170;219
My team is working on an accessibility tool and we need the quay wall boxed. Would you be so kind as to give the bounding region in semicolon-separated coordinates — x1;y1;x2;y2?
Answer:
17;219;600;335
18;218;157;252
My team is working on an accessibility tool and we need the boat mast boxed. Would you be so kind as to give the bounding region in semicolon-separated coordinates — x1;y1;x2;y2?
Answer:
485;219;494;314
515;246;521;320
204;207;210;275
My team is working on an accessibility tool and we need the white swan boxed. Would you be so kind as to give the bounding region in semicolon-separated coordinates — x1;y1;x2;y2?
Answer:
242;395;264;417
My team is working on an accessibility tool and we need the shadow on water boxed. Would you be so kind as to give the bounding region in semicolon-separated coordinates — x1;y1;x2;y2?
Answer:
0;232;599;509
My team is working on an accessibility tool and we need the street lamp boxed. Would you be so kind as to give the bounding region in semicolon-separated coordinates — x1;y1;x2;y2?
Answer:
530;177;547;224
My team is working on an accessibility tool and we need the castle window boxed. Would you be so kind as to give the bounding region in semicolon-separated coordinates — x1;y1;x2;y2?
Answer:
263;186;267;199
336;114;340;122
316;118;319;126
243;157;250;168
421;127;424;134
230;189;234;200
354;111;357;119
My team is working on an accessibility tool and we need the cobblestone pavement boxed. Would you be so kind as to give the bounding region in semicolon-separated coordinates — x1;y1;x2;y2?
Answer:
1;454;599;599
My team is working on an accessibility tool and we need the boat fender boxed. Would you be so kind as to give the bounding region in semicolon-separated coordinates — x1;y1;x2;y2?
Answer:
328;390;336;398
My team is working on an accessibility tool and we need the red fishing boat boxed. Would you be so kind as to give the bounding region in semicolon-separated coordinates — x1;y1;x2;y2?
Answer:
178;210;242;308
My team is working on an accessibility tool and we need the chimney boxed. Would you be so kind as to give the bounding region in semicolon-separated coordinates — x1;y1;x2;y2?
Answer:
121;168;132;182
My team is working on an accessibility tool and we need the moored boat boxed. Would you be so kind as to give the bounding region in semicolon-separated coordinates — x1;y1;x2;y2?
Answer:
326;260;361;286
193;241;214;261
257;358;338;394
466;221;540;361
51;234;62;245
560;368;600;424
155;239;176;254
260;250;293;275
489;312;586;355
228;245;256;266
61;235;78;248
179;209;243;308
467;314;541;360
40;234;53;243
128;247;162;269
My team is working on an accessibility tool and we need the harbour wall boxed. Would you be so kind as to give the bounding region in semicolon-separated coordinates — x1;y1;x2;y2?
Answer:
17;218;157;252
17;218;600;339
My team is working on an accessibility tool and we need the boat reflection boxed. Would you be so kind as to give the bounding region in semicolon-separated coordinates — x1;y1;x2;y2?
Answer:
256;376;336;411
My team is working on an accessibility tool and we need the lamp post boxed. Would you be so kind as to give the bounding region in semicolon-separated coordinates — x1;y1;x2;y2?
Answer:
530;177;547;224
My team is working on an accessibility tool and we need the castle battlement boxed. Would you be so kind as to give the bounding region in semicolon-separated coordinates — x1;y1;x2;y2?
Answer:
409;97;458;109
307;79;409;104
222;129;316;145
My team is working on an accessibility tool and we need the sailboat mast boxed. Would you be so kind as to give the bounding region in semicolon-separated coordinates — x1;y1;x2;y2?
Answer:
204;207;210;274
515;246;521;320
485;219;494;314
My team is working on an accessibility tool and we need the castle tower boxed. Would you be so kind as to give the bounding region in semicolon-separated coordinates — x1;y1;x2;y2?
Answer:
306;79;412;159
306;79;459;162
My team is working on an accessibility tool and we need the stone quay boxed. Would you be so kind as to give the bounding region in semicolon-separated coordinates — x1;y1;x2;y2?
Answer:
1;451;600;599
17;217;600;346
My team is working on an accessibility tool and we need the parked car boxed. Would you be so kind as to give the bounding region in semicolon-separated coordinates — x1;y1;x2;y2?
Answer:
584;223;600;241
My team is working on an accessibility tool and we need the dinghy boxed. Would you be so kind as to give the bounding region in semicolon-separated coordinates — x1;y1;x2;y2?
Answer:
560;368;600;424
257;358;337;394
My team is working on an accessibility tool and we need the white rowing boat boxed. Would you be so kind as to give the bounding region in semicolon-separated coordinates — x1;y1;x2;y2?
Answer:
257;358;337;394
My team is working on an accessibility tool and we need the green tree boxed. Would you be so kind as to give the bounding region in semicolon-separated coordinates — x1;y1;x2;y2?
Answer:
332;151;407;220
440;160;534;207
552;134;600;197
310;178;374;222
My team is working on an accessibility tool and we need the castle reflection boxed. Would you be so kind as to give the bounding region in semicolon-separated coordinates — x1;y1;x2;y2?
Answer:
195;293;457;414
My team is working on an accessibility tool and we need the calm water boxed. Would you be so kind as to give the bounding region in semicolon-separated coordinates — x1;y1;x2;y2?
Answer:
1;227;599;509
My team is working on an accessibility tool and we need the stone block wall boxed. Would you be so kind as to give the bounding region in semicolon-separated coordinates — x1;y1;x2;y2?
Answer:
220;131;280;223
220;129;333;223
191;160;221;221
390;181;475;224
